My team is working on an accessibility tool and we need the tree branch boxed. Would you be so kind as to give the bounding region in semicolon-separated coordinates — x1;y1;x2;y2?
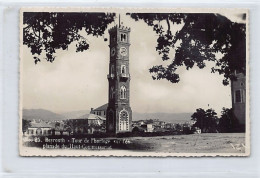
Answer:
166;16;171;36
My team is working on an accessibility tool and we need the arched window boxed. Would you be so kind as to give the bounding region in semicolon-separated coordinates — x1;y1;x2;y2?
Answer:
120;33;127;42
111;65;114;74
110;86;114;99
119;110;129;131
108;111;114;131
121;65;126;74
235;90;242;103
120;86;127;99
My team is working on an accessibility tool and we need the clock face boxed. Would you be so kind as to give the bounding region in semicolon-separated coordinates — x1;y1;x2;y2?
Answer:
120;47;127;56
120;110;128;121
111;47;116;56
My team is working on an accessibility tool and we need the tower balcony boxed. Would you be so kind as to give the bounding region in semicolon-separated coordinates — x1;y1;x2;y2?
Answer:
120;73;130;79
107;74;115;79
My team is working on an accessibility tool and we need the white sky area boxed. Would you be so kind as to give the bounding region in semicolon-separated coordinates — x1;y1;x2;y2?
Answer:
22;12;245;114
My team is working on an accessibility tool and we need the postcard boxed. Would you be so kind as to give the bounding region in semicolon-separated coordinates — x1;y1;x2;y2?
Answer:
20;8;249;156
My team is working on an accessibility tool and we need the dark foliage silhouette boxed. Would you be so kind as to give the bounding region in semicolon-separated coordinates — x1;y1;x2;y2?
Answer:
128;13;246;85
24;12;245;85
191;108;218;133
23;12;115;63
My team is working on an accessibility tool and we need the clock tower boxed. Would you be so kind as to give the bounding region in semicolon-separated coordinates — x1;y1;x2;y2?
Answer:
106;24;132;134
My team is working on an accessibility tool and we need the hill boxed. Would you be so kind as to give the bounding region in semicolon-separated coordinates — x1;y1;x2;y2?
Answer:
22;109;65;121
22;108;192;123
59;110;90;119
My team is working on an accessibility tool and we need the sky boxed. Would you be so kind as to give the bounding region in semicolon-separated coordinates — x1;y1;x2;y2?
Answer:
21;11;246;114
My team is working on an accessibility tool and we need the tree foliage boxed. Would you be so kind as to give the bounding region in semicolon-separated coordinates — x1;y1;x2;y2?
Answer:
22;119;31;134
128;13;246;85
23;12;246;85
63;119;88;134
191;108;218;133
23;12;115;64
218;108;240;133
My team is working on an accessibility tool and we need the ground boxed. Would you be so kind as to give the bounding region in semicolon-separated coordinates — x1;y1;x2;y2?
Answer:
123;133;246;153
21;133;247;156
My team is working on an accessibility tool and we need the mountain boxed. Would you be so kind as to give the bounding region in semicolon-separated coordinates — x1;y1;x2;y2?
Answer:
22;109;65;121
59;110;90;119
132;112;192;124
77;113;90;119
22;108;192;123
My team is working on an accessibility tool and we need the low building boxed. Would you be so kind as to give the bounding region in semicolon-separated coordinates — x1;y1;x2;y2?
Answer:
193;127;201;134
26;121;53;136
140;124;154;132
87;114;106;126
90;103;108;118
137;120;145;126
71;114;106;134
165;123;175;129
159;121;166;128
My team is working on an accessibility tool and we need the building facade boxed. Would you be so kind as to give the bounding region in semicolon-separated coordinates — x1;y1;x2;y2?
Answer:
90;103;108;118
26;122;53;136
106;24;132;134
231;71;246;127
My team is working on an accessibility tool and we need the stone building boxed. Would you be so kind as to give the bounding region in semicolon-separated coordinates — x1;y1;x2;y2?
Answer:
90;103;108;118
231;71;246;128
106;24;132;134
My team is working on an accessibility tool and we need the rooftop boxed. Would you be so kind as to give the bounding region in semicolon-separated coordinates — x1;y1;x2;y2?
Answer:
93;103;108;111
88;114;106;121
108;25;131;33
30;122;52;128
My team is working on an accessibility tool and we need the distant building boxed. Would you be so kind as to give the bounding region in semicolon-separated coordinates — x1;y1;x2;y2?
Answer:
231;71;246;127
90;103;108;118
165;123;175;129
71;114;106;134
87;114;106;126
136;120;145;126
193;127;201;134
26;121;53;136
159;121;166;128
138;124;154;132
133;124;154;133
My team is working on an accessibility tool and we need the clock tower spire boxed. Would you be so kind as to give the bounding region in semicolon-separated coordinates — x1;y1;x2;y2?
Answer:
106;22;132;134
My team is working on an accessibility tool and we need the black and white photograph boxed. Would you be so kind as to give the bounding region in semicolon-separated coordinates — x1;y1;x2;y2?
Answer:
20;8;249;156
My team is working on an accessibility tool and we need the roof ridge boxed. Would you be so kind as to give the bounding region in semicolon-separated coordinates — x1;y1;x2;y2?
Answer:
94;103;108;111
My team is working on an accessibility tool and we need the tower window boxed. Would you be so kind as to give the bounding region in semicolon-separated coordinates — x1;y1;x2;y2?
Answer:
111;65;114;74
120;33;127;42
235;90;242;103
110;86;114;99
120;86;127;99
121;65;126;74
